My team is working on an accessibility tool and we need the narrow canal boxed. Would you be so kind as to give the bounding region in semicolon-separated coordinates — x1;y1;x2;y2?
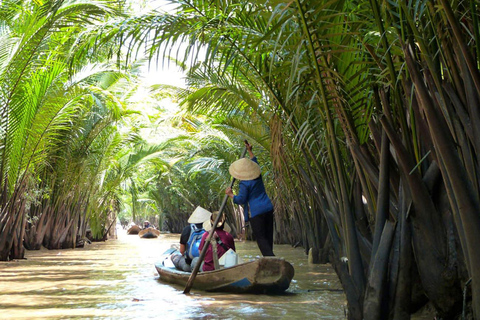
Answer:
0;228;347;319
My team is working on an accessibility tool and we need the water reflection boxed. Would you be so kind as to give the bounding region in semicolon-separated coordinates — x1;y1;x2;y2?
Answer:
0;228;346;319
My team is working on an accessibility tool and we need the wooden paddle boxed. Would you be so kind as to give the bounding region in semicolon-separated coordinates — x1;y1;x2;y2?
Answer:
183;141;248;294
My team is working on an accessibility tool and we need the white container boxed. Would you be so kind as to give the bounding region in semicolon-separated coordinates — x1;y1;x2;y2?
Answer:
219;249;238;268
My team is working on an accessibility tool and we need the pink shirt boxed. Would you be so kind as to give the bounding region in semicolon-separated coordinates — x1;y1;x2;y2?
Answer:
199;229;235;271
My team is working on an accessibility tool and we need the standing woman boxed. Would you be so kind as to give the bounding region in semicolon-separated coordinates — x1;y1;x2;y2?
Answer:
225;141;275;256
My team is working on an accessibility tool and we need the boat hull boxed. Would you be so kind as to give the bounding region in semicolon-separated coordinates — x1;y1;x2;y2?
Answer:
139;227;160;238
127;225;141;235
155;253;294;294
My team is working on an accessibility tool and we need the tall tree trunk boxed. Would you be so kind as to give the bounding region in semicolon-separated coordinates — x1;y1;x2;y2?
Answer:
392;184;413;320
364;221;396;320
381;116;462;317
404;43;480;318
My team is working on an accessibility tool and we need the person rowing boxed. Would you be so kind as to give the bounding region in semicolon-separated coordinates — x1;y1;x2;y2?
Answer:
225;141;275;256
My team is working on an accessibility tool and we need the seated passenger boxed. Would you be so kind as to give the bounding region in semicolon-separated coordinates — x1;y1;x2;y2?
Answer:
143;221;151;229
171;206;211;272
199;211;235;272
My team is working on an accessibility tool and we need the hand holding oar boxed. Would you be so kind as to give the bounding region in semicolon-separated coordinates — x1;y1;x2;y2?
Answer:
183;141;249;294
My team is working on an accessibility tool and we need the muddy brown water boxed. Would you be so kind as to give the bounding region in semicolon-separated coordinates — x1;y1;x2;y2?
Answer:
0;228;347;319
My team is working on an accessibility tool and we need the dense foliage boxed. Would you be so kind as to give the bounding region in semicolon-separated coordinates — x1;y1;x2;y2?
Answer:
96;0;479;318
2;0;480;319
0;0;143;254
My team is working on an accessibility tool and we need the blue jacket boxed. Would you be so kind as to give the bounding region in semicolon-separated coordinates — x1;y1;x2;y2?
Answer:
233;157;273;221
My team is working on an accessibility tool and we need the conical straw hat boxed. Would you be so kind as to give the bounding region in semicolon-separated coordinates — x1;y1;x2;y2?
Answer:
188;206;212;223
203;211;231;232
229;158;261;180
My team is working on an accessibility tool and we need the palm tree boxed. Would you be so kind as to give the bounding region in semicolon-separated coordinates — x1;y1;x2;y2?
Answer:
3;0;480;318
0;0;125;258
90;0;480;318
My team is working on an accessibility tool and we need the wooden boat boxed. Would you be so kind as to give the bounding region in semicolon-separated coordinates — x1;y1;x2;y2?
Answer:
127;225;141;235
139;227;160;238
155;250;295;294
